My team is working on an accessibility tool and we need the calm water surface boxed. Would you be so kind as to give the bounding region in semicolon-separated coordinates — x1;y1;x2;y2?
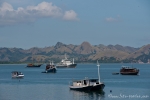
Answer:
0;63;150;100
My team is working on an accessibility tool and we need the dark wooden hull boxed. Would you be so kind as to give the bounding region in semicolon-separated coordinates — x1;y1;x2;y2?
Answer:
120;72;139;75
27;64;42;67
90;84;105;91
46;68;57;73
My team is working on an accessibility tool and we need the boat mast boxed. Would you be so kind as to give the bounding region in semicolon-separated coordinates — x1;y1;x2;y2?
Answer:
73;58;74;64
97;60;100;83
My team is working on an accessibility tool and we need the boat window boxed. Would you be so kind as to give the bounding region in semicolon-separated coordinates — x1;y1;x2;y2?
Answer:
84;80;87;85
90;79;97;82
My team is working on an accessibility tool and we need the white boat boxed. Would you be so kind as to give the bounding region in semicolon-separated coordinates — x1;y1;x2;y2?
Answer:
69;78;93;91
56;54;77;68
11;71;24;78
69;60;105;91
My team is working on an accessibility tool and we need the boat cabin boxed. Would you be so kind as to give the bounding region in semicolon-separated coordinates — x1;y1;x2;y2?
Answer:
72;79;90;86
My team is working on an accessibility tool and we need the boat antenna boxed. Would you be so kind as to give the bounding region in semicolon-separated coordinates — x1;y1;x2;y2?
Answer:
97;60;100;83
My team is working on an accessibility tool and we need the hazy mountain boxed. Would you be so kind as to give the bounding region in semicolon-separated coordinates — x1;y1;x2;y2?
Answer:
0;42;150;63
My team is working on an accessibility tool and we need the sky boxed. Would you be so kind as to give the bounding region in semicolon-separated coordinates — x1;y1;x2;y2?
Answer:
0;0;150;49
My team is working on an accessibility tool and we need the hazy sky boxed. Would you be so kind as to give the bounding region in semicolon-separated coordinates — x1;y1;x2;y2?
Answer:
0;0;150;49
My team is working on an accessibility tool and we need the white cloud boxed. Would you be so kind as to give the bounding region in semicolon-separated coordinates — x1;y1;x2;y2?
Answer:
0;2;79;26
105;15;121;22
63;10;79;21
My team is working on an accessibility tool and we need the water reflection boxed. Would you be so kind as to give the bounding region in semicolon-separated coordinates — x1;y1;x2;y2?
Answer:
70;90;105;100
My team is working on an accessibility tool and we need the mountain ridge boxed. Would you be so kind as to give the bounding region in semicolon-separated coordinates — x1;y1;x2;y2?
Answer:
0;42;150;63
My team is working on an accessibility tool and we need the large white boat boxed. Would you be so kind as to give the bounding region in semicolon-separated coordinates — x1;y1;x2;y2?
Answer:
56;54;77;68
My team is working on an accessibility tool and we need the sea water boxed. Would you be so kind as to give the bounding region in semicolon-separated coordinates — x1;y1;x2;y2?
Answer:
0;63;149;100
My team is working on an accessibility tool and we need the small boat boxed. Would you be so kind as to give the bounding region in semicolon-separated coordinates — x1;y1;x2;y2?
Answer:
26;55;42;67
26;63;42;67
69;60;105;91
120;66;139;75
56;54;77;68
42;61;57;73
11;71;24;78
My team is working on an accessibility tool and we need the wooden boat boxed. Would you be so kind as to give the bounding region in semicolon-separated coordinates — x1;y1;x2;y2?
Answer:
26;55;42;67
42;61;57;73
120;66;139;75
27;63;42;67
11;71;24;78
69;60;105;91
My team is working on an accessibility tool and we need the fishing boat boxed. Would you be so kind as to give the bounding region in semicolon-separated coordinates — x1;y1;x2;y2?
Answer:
27;63;42;67
11;71;24;78
69;60;105;91
120;66;139;75
42;61;57;73
26;55;42;67
56;54;77;68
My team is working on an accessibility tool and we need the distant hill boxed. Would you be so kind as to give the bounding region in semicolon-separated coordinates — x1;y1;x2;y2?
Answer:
0;42;150;63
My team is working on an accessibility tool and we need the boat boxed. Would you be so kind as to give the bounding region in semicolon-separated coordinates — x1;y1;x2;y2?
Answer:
120;66;139;75
11;71;24;78
69;60;105;91
56;54;77;68
42;61;57;73
26;55;42;67
27;63;42;67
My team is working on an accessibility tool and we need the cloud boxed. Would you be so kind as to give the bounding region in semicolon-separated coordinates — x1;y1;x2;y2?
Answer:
105;15;121;22
0;2;79;26
63;10;79;21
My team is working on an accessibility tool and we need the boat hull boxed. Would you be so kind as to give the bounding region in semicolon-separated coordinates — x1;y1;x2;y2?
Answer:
46;68;57;73
68;64;77;68
69;86;93;91
26;64;42;67
56;65;67;68
12;75;24;78
90;84;105;91
56;64;77;68
120;72;139;75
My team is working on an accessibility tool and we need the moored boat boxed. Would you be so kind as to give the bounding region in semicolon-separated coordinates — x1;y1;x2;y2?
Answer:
69;60;105;91
42;61;57;73
56;54;77;68
120;66;139;75
11;71;24;78
26;63;42;67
